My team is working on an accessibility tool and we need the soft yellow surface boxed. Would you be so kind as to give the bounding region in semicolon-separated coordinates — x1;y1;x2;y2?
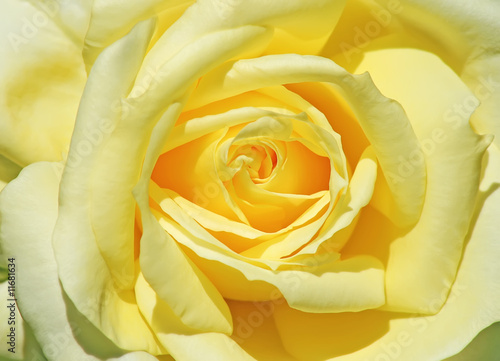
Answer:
0;0;499;360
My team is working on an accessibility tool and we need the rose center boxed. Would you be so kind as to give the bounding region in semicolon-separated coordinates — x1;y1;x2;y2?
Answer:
227;143;278;183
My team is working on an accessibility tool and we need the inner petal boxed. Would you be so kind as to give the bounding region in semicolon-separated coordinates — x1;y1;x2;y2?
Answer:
228;143;277;182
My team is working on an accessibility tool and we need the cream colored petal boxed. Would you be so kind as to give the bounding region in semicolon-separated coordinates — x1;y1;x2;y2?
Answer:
395;0;500;145
156;211;385;312
293;146;378;256
52;20;165;353
138;0;347;82
0;315;46;361
83;0;193;70
138;207;233;334
160;333;257;361
0;162;135;360
128;25;273;113
26;0;92;44
327;0;500;148
355;47;492;312
135;272;197;338
58;17;155;289
0;0;87;166
274;304;400;360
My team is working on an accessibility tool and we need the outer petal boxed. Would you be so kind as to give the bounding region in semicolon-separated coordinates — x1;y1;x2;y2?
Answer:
160;333;257;361
83;0;194;70
355;47;492;312
323;0;500;148
52;19;165;353
137;0;347;82
0;0;87;166
0;162;134;361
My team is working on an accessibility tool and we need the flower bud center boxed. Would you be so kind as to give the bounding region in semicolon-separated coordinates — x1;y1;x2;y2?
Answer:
227;143;278;183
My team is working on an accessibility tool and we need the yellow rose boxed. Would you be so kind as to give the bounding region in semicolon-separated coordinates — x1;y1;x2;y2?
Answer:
1;1;499;361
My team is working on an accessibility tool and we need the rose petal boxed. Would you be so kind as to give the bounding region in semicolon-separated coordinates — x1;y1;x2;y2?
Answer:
0;0;87;166
52;20;165;352
83;0;193;70
292;145;378;256
0;162;137;360
161;332;257;361
138;205;233;334
396;0;500;110
228;300;297;361
154;205;385;311
355;47;493;312
138;0;348;82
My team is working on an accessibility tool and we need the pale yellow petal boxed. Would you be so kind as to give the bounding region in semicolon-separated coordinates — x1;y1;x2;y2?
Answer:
0;162;130;360
160;333;257;361
83;0;193;70
52;20;164;352
293;146;378;256
139;0;347;81
356;47;492;312
138;208;233;334
228;300;298;361
0;0;87;166
156;213;385;312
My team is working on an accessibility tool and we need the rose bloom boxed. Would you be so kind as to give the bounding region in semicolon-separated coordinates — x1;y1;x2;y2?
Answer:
1;0;499;360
